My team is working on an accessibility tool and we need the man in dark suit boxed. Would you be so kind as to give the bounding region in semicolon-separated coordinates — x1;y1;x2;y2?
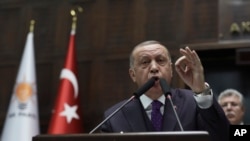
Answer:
101;40;229;141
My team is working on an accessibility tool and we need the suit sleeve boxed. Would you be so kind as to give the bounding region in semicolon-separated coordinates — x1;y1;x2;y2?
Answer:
196;96;230;141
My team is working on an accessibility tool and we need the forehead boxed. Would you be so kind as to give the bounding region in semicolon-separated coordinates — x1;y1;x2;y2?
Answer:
133;44;168;56
220;95;240;102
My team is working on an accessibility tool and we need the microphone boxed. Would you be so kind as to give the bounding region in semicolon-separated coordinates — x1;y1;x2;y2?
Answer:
89;77;156;134
159;78;184;131
133;77;157;98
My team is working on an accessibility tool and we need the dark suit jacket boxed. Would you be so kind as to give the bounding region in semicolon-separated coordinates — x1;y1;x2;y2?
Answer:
101;88;229;141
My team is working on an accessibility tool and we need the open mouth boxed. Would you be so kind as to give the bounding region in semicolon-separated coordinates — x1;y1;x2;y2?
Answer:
150;76;160;86
152;76;159;81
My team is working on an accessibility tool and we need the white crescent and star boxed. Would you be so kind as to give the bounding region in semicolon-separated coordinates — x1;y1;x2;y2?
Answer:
59;68;80;123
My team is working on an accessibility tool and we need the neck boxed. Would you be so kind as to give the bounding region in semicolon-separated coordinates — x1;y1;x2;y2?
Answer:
146;93;163;100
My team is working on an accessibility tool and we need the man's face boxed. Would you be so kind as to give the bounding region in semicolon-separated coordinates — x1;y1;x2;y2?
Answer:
219;95;245;125
129;44;172;99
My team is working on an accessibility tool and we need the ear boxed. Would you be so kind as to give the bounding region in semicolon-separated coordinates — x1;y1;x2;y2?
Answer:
129;68;136;82
170;62;173;78
242;106;245;112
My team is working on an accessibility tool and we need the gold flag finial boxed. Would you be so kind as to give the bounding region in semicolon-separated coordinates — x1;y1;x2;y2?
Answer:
70;9;77;30
29;20;35;32
70;6;83;30
77;6;83;13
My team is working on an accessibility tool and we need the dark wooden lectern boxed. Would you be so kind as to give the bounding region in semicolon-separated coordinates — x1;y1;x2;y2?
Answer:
33;131;210;141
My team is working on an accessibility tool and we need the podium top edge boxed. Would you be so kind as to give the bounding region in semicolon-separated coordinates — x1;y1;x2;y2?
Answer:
34;131;209;137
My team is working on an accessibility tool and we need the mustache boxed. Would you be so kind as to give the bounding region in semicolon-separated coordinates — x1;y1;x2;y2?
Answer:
225;111;235;117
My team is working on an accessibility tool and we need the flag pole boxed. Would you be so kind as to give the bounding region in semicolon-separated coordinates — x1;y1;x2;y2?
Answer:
29;20;35;32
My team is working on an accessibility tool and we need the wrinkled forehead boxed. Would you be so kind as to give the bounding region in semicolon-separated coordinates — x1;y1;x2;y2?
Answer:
220;95;241;103
132;43;169;57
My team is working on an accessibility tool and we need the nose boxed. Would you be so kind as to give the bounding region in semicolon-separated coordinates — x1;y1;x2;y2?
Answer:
225;103;232;110
150;61;159;74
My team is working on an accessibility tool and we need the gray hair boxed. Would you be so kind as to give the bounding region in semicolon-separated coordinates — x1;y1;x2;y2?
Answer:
218;89;244;106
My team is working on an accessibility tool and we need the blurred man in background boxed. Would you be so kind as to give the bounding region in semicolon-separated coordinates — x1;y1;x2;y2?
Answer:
218;88;245;125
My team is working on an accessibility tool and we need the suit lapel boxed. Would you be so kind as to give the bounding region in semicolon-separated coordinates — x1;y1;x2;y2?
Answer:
120;92;183;131
122;99;150;131
162;93;183;131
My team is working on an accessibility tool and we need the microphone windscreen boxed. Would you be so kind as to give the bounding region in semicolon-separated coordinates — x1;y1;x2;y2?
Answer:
134;77;156;98
159;78;171;95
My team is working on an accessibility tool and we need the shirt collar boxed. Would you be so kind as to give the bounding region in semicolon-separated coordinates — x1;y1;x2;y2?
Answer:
140;94;166;110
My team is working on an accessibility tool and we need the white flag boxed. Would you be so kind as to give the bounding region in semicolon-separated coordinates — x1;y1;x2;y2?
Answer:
1;30;40;141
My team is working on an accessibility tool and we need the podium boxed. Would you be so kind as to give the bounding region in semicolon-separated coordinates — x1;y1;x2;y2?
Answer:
33;131;210;141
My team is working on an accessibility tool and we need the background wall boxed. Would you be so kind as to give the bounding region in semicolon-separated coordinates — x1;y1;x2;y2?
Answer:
0;0;249;133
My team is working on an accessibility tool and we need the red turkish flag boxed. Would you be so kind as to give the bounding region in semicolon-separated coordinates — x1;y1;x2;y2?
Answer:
48;27;84;134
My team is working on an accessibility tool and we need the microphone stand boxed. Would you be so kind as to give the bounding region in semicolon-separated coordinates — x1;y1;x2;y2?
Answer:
167;95;184;131
159;78;184;131
89;95;135;134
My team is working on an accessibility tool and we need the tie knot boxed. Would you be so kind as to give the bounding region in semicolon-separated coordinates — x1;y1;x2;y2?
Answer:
152;100;162;110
